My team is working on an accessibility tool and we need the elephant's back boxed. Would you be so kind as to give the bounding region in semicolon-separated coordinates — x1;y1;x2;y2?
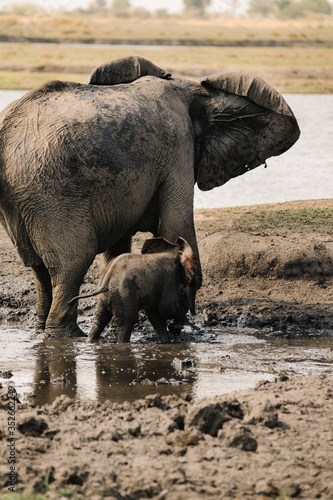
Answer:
104;253;176;293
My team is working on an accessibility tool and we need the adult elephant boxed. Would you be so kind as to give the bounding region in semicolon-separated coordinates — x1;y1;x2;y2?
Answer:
0;56;300;337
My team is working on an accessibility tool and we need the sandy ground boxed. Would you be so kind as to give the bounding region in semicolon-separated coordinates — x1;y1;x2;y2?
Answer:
1;200;333;498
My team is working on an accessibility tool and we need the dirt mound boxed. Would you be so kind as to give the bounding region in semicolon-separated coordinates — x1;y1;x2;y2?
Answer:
199;231;333;280
1;375;333;499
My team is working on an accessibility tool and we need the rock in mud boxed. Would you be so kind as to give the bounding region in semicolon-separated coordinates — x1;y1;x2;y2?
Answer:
185;399;244;437
219;424;258;452
132;376;185;386
172;357;197;374
18;416;48;437
50;377;71;385
165;429;200;447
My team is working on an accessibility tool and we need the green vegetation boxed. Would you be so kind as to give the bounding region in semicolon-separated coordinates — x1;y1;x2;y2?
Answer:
184;0;212;16
234;208;333;234
196;201;333;236
55;489;77;498
1;0;332;18
249;0;331;18
111;0;131;9
44;469;52;493
0;495;49;500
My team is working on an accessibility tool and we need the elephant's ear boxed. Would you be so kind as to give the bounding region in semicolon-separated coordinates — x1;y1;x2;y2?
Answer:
196;71;300;191
86;56;171;85
176;237;198;283
141;237;178;255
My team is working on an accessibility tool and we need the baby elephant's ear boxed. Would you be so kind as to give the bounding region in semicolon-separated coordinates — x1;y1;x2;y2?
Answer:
141;237;178;254
176;237;198;282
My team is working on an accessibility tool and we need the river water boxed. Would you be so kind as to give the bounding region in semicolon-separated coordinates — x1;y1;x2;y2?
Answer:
0;90;332;208
0;90;332;404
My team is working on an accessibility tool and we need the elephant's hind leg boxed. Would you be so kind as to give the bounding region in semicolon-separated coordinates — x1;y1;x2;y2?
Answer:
45;253;96;338
31;262;52;332
87;299;112;342
113;311;137;343
114;310;137;343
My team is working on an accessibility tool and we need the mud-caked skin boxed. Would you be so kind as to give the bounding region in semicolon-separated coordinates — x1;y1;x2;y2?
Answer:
0;56;300;337
85;55;171;85
72;237;197;343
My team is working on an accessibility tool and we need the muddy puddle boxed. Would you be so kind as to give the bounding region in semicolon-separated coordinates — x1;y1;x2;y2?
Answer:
1;320;332;406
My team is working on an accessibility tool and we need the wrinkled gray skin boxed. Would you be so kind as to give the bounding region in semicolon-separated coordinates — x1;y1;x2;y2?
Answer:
0;56;300;337
71;236;197;343
86;55;171;85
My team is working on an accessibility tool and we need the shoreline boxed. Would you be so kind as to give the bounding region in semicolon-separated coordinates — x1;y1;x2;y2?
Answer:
1;35;332;47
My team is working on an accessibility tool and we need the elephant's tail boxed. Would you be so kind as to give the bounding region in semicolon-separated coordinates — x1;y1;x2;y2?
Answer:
68;286;108;305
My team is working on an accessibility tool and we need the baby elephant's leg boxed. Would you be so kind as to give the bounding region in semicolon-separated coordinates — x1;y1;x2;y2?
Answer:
112;290;139;343
115;323;134;343
87;298;112;342
113;311;137;342
146;308;170;344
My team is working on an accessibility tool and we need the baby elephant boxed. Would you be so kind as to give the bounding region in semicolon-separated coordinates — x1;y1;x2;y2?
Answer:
71;237;197;343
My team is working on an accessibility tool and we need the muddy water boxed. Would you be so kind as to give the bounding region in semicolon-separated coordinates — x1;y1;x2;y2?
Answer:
1;324;332;405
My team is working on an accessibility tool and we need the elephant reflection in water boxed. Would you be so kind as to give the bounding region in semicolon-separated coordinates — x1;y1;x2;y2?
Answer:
94;344;197;403
33;340;78;406
0;56;300;338
32;340;197;405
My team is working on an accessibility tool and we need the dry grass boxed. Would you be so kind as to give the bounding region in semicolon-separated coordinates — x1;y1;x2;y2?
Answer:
0;43;332;92
0;15;332;91
0;14;333;44
195;199;333;235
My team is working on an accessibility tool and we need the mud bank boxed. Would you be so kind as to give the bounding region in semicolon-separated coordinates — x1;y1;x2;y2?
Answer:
1;200;332;335
197;229;333;335
1;375;333;499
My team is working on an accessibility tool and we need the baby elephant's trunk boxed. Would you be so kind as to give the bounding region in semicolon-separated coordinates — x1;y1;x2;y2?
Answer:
68;287;108;305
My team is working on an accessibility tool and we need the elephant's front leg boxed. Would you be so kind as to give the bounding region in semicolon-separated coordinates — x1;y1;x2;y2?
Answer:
158;178;202;310
147;309;170;344
31;262;52;332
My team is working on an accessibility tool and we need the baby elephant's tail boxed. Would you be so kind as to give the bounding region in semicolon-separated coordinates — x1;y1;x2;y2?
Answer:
68;287;108;305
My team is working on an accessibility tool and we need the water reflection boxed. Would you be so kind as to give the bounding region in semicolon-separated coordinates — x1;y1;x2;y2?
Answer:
1;327;332;406
33;339;78;403
30;339;197;405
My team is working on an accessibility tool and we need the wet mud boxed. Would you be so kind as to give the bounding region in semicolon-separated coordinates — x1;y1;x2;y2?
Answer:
1;371;333;499
1;203;333;498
